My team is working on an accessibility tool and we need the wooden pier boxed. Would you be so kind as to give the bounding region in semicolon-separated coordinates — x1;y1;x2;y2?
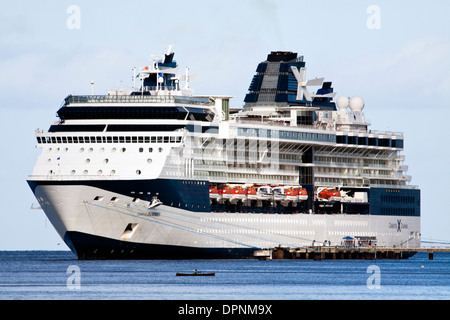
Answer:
254;246;450;260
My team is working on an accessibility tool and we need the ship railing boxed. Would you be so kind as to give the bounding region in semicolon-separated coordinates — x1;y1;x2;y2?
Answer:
65;95;177;104
64;94;214;106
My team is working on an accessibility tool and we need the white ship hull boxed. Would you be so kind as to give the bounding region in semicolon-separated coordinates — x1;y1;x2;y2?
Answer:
29;181;420;259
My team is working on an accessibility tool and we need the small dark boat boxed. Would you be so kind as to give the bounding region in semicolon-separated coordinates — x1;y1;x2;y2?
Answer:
176;271;215;277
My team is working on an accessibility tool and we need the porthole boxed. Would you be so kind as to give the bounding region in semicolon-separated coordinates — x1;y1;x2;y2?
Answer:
111;170;116;175
158;148;163;153
149;148;153;153
112;148;117;152
136;170;142;175
85;159;90;164
97;170;103;175
104;159;109;164
71;170;76;175
88;148;93;153
139;148;144;153
47;159;51;163
80;148;85;153
121;148;126;153
100;148;105;152
147;158;152;164
83;170;88;175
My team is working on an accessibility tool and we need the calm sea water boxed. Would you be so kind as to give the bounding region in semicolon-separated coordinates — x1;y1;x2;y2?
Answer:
0;251;448;300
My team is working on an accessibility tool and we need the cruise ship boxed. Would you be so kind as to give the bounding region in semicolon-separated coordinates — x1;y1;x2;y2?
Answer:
27;48;421;259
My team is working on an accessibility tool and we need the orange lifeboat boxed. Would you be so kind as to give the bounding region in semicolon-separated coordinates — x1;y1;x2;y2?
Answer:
318;188;341;201
209;186;219;199
231;185;246;201
297;187;308;201
245;186;258;200
219;185;233;200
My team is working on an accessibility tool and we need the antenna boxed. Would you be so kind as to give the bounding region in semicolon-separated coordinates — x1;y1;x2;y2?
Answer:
185;67;190;89
90;80;95;95
132;67;136;90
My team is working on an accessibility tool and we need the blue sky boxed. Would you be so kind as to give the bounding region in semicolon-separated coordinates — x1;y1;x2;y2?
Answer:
0;0;449;250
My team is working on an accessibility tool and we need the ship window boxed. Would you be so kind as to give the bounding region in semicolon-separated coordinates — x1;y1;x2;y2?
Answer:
158;148;163;153
80;148;84;152
110;197;119;202
97;170;103;175
138;136;144;143
164;137;169;143
144;137;150;143
136;170;142;175
149;148;153;153
157;137;162;143
78;137;84;143
121;148;126;153
119;136;125;143
147;159;152;164
111;170;116;175
85;159;90;164
96;137;102;143
94;196;103;201
132;136;137;143
151;137;156;143
104;159;109;164
125;136;131;143
83;170;88;175
56;137;62;143
106;137;112;143
62;137;67;143
139;148;144;153
71;170;76;175
85;137;90;143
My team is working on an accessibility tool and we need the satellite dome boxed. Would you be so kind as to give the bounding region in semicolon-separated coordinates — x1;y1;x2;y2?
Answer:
336;96;350;111
349;96;364;112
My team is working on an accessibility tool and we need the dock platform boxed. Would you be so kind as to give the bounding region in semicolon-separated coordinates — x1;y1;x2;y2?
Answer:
254;246;450;260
